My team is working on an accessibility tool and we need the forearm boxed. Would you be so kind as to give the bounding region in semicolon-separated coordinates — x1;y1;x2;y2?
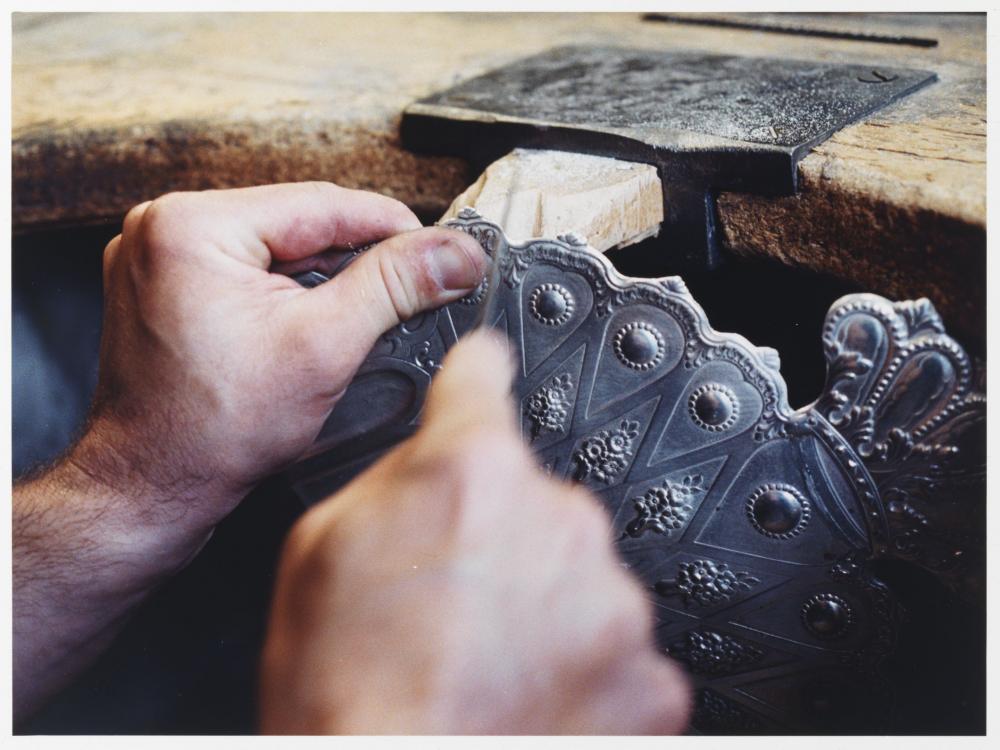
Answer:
12;430;218;721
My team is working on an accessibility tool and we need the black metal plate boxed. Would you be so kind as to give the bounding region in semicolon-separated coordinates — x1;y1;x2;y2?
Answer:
401;46;936;267
404;45;935;192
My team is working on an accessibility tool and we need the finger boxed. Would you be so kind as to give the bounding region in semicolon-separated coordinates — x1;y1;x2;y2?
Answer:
102;235;122;287
122;200;152;238
240;182;422;261
295;334;521;546
141;182;421;268
269;248;356;278
103;200;150;279
285;226;488;364
574;652;692;735
420;330;519;439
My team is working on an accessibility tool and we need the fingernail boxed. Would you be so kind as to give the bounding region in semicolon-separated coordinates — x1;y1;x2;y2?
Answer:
430;233;488;292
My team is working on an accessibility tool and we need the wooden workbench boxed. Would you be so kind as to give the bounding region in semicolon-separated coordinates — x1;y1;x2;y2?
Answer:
12;12;986;340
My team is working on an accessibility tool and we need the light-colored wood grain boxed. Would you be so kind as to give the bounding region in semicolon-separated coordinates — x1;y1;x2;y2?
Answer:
12;12;985;337
440;149;663;252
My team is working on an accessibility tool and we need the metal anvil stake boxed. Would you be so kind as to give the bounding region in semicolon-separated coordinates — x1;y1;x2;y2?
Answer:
401;45;936;269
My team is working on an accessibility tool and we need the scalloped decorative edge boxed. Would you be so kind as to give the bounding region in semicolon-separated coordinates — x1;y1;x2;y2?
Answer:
443;209;891;549
444;209;793;433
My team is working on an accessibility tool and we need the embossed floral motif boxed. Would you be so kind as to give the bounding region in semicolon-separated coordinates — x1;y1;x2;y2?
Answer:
573;419;640;483
669;630;765;675
656;559;760;607
626;474;703;537
693;689;764;733
524;373;574;439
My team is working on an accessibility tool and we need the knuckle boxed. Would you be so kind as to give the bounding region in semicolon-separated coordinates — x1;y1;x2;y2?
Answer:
288;498;324;537
595;608;645;655
122;200;152;237
299;181;346;235
385;195;416;222
280;317;328;368
301;179;340;197
283;513;315;560
586;586;653;666
138;192;198;250
283;504;340;570
102;235;122;269
374;249;421;321
144;191;189;223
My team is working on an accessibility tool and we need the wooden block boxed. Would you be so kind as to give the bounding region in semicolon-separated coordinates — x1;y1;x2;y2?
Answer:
439;149;663;252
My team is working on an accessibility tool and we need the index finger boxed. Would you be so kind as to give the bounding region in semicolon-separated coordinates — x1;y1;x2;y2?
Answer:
161;181;423;267
244;181;423;261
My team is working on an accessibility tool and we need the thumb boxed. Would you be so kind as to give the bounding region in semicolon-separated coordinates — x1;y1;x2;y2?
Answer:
287;226;488;363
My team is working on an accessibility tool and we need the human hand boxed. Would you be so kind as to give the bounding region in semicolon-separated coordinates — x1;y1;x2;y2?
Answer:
74;182;487;541
13;183;487;719
259;333;691;734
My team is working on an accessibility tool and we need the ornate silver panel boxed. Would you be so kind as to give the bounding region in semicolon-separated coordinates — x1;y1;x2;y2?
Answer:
286;210;985;734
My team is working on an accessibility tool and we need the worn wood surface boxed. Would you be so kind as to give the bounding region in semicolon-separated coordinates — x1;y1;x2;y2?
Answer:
12;12;985;339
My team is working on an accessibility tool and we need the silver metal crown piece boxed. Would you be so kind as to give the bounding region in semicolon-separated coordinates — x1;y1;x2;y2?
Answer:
288;210;985;733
